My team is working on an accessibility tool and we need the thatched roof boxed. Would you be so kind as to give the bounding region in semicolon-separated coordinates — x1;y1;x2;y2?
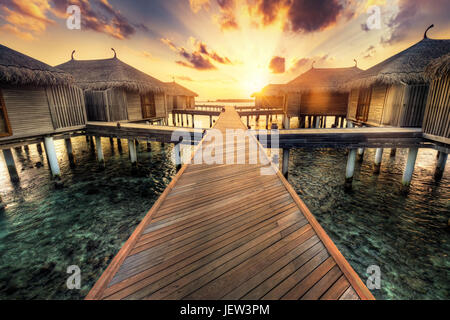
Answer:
286;66;362;93
252;84;286;97
0;44;72;86
56;52;166;93
164;81;198;97
425;53;450;79
346;37;450;89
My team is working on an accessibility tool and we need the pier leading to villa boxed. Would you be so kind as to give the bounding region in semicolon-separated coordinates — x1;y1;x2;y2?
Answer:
86;106;374;300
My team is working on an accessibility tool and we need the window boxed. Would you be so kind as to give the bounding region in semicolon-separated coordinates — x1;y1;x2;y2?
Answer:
140;93;156;119
356;87;372;122
0;90;12;137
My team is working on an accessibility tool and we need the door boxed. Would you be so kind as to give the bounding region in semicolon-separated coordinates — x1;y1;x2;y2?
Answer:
140;93;156;118
356;87;372;122
0;89;12;137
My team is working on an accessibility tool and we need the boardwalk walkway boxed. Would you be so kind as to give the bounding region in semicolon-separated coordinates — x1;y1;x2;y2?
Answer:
86;107;374;300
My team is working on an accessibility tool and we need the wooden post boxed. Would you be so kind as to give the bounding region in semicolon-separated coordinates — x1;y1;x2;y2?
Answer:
357;148;365;162
65;138;76;168
246;116;249;128
95;136;105;167
315;116;320;128
117;138;123;153
345;149;357;189
390;148;397;157
128;139;137;166
334;116;339;127
44;136;61;179
36;143;43;155
373;148;383;174
284;115;290;129
210;115;213;128
282;148;290;178
192;114;195;128
347;120;354;128
172;113;176;126
266;116;269;129
402;147;418;187
174;142;181;171
2;149;19;182
434;151;447;180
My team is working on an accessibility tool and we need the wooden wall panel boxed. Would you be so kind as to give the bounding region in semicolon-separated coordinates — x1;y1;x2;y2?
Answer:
381;84;404;126
286;93;301;116
423;76;449;138
399;84;429;127
0;87;54;138
46;85;86;128
154;93;166;117
366;85;387;126
126;91;143;121
299;91;348;116
347;89;359;121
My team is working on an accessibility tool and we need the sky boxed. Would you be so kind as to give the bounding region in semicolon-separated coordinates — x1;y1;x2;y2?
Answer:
0;0;449;100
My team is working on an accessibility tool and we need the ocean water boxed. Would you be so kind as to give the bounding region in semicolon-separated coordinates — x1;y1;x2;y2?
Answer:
0;112;448;299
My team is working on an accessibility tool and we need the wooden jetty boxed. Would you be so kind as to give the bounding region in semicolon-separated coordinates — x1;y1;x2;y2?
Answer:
86;106;374;300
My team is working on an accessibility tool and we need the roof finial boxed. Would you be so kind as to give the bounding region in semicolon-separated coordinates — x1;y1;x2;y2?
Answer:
312;60;316;69
424;24;434;39
71;50;76;60
354;59;357;67
111;48;117;58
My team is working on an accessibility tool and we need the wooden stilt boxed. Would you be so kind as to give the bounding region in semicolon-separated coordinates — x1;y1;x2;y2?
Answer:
345;149;357;189
390;148;397;157
174;142;181;171
282;148;290;178
373;148;383;174
117;138;123;153
402;147;418;187
357;148;365;162
2;149;19;182
95;136;105;167
434;151;447;180
65;138;76;168
36;143;43;155
43;137;61;180
128;139;137;166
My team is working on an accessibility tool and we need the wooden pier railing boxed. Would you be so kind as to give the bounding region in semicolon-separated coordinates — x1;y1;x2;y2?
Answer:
86;106;374;300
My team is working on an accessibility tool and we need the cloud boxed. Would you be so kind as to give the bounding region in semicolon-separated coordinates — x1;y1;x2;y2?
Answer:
161;37;233;70
381;0;450;45
176;75;194;81
0;0;150;40
362;45;376;59
248;0;347;33
215;0;239;30
269;56;285;73
189;0;210;13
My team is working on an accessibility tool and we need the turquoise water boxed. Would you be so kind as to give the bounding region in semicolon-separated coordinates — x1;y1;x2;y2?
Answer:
0;113;448;299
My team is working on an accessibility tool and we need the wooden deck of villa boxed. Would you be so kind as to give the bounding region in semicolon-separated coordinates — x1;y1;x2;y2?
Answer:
86;106;374;300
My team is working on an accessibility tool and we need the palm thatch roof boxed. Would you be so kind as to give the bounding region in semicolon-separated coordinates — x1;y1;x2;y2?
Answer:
164;81;198;97
56;51;166;93
346;36;450;89
0;44;72;86
251;84;286;97
425;53;450;79
286;66;362;93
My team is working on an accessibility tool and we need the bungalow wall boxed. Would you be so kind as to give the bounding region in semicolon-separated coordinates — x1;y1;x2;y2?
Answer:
127;91;142;121
85;88;127;122
154;93;166;118
347;84;428;128
422;76;449;140
255;95;284;108
298;91;348;116
285;93;302;117
0;85;85;142
166;95;174;112
174;96;187;110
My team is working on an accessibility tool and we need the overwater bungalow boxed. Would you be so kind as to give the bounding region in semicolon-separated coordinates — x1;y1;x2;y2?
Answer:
253;66;362;128
346;27;450;128
56;50;167;123
0;44;86;143
164;81;198;111
252;84;285;109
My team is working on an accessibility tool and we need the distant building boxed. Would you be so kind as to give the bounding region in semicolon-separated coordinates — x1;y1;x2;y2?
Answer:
346;27;450;128
56;50;167;122
164;81;198;111
253;66;362;121
0;44;86;142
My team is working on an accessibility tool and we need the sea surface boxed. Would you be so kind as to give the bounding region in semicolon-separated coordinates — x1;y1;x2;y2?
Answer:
0;108;448;299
